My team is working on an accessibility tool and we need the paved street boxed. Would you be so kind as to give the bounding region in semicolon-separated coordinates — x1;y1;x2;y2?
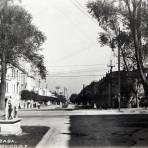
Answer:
18;109;148;148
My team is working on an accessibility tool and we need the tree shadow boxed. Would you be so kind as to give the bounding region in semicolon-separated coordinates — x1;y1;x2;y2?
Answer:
62;114;148;147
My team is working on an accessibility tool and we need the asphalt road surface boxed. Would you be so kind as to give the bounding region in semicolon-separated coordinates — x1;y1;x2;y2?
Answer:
19;110;148;148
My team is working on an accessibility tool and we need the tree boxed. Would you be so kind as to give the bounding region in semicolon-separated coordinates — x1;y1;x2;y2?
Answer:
0;4;47;109
21;90;38;101
69;94;78;103
0;0;19;11
87;0;148;101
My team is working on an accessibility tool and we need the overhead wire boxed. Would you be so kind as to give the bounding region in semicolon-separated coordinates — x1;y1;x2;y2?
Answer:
47;65;108;76
69;0;113;71
46;74;104;78
70;0;98;26
49;1;99;64
54;1;96;41
48;70;107;76
47;0;110;78
47;63;106;67
50;44;97;64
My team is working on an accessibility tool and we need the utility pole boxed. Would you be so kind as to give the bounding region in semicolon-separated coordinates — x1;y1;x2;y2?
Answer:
63;87;68;100
38;79;40;94
63;87;66;97
46;84;48;96
107;59;115;108
82;84;85;105
66;88;68;100
118;28;121;111
83;84;85;97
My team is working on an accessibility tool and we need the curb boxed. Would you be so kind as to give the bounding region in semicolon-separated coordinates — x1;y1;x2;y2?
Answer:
36;127;57;148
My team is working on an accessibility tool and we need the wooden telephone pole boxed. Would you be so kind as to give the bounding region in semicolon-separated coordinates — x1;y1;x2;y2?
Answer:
118;28;121;111
107;59;115;108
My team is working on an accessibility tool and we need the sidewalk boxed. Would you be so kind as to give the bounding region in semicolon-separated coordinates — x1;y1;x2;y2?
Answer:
19;104;62;111
1;107;148;117
74;108;148;115
105;108;148;114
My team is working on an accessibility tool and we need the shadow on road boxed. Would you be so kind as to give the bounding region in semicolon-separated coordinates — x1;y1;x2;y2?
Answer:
62;114;148;147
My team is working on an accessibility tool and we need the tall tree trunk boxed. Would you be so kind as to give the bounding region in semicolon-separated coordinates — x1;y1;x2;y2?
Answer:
133;28;148;103
126;0;148;104
0;51;6;110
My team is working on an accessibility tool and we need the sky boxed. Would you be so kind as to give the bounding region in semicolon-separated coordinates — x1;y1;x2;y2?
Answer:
20;0;113;96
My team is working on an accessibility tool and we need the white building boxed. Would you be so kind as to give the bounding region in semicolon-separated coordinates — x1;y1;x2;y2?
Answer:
5;63;35;99
36;87;56;98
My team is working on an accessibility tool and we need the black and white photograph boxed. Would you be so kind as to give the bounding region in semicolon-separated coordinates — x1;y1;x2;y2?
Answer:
0;0;148;147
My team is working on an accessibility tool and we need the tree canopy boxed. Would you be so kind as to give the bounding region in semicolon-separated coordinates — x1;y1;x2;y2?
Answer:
0;4;47;109
0;5;47;78
87;0;148;99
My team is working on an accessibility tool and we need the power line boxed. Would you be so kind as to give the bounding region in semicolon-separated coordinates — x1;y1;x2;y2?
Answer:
47;63;106;67
49;1;99;65
54;2;93;41
52;2;96;43
46;74;104;78
48;71;105;75
70;0;98;26
48;67;107;71
50;44;96;64
47;68;107;75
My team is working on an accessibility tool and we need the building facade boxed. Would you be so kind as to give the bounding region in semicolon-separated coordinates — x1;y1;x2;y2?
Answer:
76;70;146;109
5;63;35;99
